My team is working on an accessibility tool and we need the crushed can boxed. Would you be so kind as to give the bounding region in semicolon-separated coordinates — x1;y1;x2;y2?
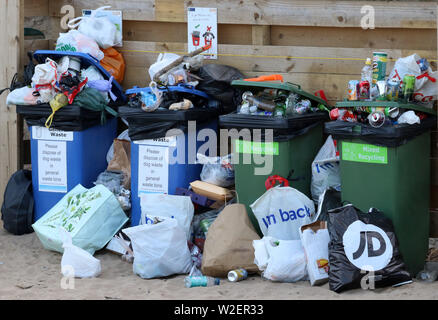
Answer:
386;80;400;101
347;80;359;101
368;111;385;128
358;80;370;100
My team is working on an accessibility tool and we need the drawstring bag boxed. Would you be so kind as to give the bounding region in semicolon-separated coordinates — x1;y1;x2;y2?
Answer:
74;87;118;125
68;6;118;49
87;76;117;101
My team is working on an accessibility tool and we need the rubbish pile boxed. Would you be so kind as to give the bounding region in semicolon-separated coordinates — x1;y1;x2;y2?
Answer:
1;8;437;296
329;52;437;128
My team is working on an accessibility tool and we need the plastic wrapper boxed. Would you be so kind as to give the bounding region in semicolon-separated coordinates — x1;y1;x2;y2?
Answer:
197;153;235;187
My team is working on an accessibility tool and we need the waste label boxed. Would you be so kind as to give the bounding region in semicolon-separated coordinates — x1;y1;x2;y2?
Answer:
235;140;279;155
342;220;393;271
138;144;169;195
342;142;387;164
32;126;73;141
38;140;67;193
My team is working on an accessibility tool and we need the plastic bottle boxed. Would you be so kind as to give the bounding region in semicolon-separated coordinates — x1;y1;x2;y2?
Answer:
361;58;373;83
184;276;220;288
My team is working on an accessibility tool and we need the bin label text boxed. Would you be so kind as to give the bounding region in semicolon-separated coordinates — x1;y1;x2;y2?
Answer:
342;142;387;164
235;140;279;156
32;126;73;141
38;140;68;193
138;145;169;194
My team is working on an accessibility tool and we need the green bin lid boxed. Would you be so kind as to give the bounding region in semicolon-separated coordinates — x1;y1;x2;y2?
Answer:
335;100;437;116
231;80;330;108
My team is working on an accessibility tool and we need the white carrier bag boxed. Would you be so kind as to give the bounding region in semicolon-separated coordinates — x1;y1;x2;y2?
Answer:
250;176;315;240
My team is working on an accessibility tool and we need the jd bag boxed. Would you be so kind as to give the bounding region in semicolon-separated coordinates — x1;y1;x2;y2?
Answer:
327;205;412;293
1;170;34;235
33;184;128;255
250;176;315;240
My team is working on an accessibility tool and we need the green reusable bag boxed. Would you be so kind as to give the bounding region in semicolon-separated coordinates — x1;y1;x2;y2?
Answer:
32;184;128;255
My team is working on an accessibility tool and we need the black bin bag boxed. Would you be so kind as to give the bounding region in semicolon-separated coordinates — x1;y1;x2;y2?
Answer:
327;204;411;293
1;170;34;235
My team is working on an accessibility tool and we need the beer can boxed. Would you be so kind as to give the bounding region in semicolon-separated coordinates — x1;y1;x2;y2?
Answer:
347;80;359;101
358;80;370;100
228;269;248;282
372;52;388;84
368;111;385;128
385;80;400;101
403;74;416;102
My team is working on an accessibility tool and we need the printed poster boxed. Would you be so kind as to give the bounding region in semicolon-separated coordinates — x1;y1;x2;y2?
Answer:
187;7;218;60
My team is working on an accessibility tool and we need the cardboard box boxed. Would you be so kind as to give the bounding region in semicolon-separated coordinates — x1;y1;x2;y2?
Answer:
190;180;233;202
300;220;330;286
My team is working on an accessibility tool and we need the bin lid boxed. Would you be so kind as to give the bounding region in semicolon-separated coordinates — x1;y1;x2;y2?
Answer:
231;80;330;108
126;84;213;101
33;50;127;103
335;100;437;116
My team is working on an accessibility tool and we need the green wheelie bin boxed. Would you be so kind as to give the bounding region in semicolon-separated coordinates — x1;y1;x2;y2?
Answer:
219;80;330;235
326;101;437;276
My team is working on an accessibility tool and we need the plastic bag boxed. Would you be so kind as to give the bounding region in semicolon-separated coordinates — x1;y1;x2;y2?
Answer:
397;110;420;125
197;153;235;187
81;65;104;83
388;54;437;107
139;194;194;240
327;204;412;293
311;135;341;203
300;221;330;286
100;47;126;83
253;236;308;282
68;6;117;49
122;218;192;279
60;227;101;278
140;81;163;112
6;86;42;105
250;181;315;240
56;30;104;61
148;52;181;81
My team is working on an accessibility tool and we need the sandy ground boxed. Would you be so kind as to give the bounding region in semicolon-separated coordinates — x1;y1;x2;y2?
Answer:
1;222;438;300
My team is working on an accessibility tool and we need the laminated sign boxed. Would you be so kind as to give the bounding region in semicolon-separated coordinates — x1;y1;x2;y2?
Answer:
327;205;411;293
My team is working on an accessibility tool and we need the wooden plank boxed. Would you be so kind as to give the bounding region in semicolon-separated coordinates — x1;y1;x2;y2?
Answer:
0;0;24;203
49;0;437;28
252;25;271;45
24;0;48;17
119;41;436;76
123;21;252;45
271;26;437;51
22;39;49;65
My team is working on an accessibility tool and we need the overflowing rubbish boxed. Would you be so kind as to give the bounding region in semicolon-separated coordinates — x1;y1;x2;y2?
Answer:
198;153;235;188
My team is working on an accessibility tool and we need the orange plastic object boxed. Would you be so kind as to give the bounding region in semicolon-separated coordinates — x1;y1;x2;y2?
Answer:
100;47;126;84
244;74;284;82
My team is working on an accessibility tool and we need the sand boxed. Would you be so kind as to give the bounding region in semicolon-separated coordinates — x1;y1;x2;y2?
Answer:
1;222;438;300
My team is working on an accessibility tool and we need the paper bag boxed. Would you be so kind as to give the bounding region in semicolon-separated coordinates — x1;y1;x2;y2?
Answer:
201;203;260;277
107;139;131;189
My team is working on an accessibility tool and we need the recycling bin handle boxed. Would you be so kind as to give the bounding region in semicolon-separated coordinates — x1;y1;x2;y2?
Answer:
265;175;290;190
286;82;301;90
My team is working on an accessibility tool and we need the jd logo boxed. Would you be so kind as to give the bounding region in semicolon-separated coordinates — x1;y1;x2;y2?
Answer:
343;221;393;272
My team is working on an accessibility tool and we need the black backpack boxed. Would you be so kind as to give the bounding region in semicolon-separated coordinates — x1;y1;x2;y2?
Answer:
1;170;34;235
